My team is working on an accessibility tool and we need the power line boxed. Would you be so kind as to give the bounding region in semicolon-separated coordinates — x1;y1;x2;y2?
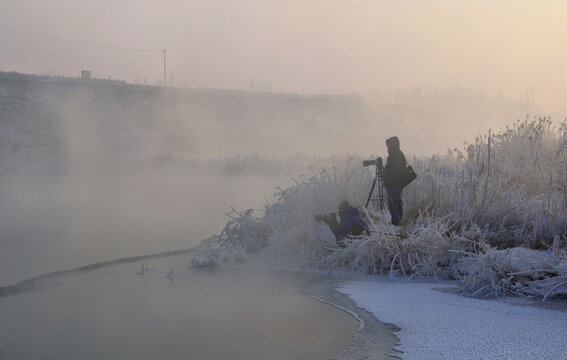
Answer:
0;26;161;53
0;50;152;54
0;26;168;87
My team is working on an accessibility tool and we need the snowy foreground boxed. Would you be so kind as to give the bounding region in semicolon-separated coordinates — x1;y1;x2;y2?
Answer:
338;278;567;360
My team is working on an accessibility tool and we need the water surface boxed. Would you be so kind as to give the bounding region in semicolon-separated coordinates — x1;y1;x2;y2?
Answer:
0;168;291;285
0;255;358;360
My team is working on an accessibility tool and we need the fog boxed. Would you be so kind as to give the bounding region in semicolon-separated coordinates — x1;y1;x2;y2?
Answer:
0;78;387;284
0;87;307;284
1;2;566;357
0;52;554;284
1;0;566;114
0;78;367;356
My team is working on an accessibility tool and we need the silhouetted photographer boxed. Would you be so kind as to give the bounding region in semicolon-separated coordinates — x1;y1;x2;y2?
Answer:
383;136;416;226
315;200;369;248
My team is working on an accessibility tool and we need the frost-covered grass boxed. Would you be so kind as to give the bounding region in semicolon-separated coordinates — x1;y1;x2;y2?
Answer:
405;117;567;249
202;118;567;299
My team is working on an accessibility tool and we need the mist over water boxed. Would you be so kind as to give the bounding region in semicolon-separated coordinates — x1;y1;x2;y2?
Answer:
0;76;542;285
0;167;292;285
0;81;316;284
2;3;566;358
0;79;373;360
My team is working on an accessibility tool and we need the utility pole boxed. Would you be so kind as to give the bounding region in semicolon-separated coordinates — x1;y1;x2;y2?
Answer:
163;49;167;87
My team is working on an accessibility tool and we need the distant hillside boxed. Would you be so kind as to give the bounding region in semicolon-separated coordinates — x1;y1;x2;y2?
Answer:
0;71;538;168
0;72;373;167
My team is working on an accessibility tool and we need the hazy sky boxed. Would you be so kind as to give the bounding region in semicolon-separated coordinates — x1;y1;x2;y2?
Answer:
1;0;566;112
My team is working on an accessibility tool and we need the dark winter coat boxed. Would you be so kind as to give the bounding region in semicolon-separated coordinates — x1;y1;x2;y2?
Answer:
336;206;370;240
383;136;407;188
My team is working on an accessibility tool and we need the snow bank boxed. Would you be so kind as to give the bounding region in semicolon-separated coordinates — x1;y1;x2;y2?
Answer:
338;279;567;360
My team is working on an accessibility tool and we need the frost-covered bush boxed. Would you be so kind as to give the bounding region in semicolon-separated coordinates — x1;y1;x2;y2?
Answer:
458;243;567;300
319;221;482;279
404;117;567;249
205;118;567;299
189;208;267;268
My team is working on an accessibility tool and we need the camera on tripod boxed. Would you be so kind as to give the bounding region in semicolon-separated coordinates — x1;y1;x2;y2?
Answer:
362;157;383;168
363;156;385;210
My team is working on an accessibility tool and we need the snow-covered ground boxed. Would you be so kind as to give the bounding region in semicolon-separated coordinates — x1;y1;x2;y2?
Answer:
338;278;567;360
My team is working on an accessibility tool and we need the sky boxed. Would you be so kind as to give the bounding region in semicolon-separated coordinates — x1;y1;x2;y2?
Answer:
1;0;566;113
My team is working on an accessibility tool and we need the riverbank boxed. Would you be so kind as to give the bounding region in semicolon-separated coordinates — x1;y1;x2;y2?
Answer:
338;276;567;360
4;248;567;359
300;276;401;359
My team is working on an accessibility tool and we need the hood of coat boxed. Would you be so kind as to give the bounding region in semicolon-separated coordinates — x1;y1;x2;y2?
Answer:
386;136;400;153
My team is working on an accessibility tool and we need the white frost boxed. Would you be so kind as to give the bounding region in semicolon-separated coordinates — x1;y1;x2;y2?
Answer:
338;278;567;360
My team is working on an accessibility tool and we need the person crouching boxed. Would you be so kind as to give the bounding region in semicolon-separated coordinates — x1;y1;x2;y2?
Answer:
319;200;370;248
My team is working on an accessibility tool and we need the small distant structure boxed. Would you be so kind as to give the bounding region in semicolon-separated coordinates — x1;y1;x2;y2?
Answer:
81;70;91;80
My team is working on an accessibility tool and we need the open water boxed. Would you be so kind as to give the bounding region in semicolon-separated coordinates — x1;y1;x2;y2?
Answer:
0;167;359;359
0;168;291;285
0;255;358;359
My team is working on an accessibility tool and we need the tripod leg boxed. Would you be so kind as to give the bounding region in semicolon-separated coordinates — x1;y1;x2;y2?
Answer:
378;179;385;211
365;177;378;209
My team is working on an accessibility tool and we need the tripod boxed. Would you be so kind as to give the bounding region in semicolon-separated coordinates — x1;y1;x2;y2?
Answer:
364;164;385;210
